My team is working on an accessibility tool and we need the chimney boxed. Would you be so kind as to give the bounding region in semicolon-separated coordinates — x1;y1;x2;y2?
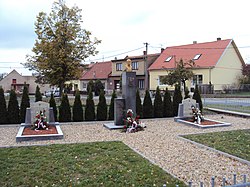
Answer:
161;48;164;53
217;37;221;41
193;41;197;44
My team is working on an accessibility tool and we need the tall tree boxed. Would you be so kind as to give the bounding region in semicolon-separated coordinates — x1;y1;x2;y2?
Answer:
85;90;95;121
163;88;173;117
173;84;183;116
136;89;143;118
108;89;116;120
193;84;203;111
154;87;163;118
0;88;8;124
49;93;58;121
7;90;20;124
35;85;42;102
142;90;153;118
72;89;83;122
24;0;101;93
59;93;71;122
20;85;30;123
96;90;107;121
160;59;194;92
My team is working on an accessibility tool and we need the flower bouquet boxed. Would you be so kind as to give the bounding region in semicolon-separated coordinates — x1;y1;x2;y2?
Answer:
122;109;146;133
31;110;49;130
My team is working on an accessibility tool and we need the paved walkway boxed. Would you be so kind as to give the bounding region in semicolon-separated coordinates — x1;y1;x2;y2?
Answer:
0;114;249;186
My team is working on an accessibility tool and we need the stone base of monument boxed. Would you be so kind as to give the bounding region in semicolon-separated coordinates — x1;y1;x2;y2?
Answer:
103;123;124;130
174;117;231;128
16;122;64;142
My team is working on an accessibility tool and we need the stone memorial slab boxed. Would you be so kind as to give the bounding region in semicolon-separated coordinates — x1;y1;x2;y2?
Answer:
30;101;50;123
182;98;197;117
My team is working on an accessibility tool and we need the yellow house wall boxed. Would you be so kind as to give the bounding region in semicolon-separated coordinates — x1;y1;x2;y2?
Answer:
112;60;145;76
211;43;243;90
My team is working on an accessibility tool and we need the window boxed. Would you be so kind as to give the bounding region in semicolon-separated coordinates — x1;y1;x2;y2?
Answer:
165;56;172;62
12;79;16;84
138;79;144;89
116;63;122;71
132;61;138;70
192;75;203;85
158;76;168;86
193;54;202;60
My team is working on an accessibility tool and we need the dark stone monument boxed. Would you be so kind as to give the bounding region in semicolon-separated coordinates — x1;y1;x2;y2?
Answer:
104;60;137;129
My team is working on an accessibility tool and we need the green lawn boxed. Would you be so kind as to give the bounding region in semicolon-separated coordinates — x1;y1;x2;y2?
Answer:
205;104;250;114
184;129;250;161
0;141;186;187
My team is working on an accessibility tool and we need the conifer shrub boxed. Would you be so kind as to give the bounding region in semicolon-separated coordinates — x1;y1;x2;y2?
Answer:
72;90;83;122
193;84;203;111
49;93;58;121
7;90;20;124
87;80;94;94
142;90;153;118
163;88;173;117
20;85;30;123
184;87;190;99
136;89;143;118
59;93;71;122
94;79;104;96
173;84;183;116
154;86;163;118
97;90;107;121
35;85;42;102
0;88;8;124
108;89;117;120
85;90;95;121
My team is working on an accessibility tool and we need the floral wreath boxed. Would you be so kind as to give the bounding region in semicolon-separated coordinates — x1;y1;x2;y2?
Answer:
123;109;146;133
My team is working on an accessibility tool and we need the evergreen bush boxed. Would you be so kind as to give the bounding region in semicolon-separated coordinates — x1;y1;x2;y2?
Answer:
35;85;42;102
59;93;71;122
142;90;153;118
97;90;107;121
154;86;163;118
184;87;190;99
136;89;143;118
49;93;58;121
163;88;173;117
87;80;94;94
72;90;83;122
193;84;203;111
0;88;8;124
85;90;95;121
94;79;104;96
7;90;20;124
173;84;183;116
108;89;116;120
20;85;30;123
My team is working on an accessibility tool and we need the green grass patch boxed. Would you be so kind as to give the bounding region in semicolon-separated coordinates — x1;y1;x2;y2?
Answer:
184;129;250;161
0;141;186;187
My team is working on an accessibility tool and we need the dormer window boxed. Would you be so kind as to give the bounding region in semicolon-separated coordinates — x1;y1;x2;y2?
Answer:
165;56;172;62
193;54;202;60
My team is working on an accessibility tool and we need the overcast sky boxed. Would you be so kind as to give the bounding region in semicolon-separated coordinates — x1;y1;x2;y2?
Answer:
0;0;250;75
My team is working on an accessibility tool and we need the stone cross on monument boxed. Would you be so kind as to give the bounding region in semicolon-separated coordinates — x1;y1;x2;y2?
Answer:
104;59;136;129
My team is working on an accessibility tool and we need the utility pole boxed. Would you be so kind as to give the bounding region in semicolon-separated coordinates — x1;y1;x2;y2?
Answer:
144;42;149;90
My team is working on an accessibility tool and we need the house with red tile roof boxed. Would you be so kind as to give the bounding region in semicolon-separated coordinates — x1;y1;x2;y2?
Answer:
148;38;245;93
79;61;112;92
110;51;160;90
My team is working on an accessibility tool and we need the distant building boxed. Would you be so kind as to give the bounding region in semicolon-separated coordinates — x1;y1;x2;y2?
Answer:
80;61;112;92
0;69;50;94
148;38;245;93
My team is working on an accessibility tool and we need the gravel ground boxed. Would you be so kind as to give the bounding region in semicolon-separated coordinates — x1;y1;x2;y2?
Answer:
0;114;249;186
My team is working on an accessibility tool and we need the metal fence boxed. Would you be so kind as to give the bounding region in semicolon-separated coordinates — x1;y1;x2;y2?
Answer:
203;98;250;113
163;174;250;187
